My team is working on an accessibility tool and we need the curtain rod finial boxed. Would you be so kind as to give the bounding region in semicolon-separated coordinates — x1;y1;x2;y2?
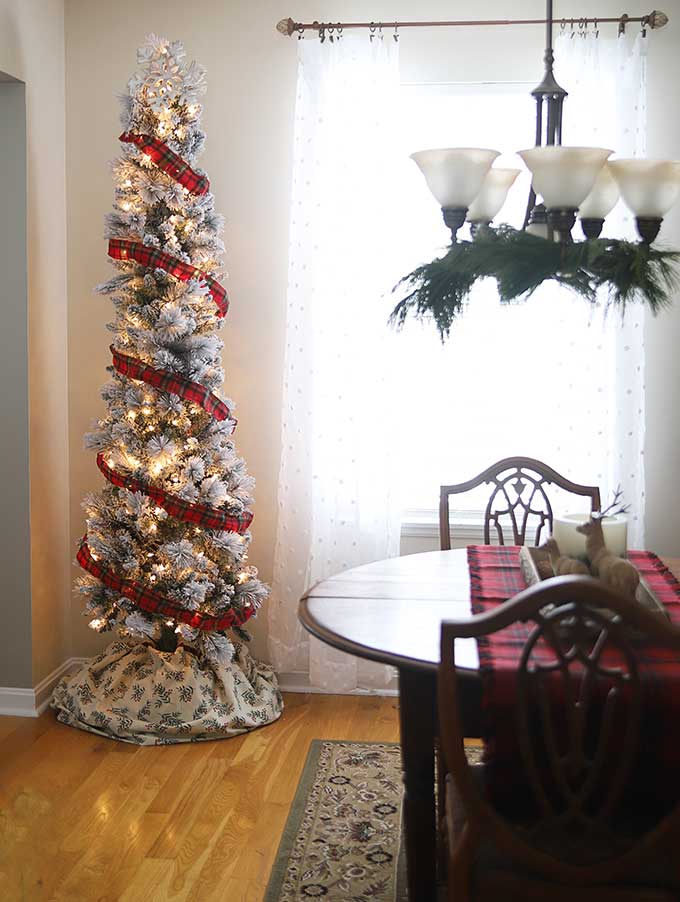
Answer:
648;10;669;28
277;17;296;36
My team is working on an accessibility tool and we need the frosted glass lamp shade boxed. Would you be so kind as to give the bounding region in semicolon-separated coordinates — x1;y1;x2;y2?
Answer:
517;146;613;210
410;148;500;209
578;164;620;219
467;168;521;223
608;159;680;217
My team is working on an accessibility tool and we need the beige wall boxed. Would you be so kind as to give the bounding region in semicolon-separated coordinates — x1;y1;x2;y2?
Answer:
64;0;558;664
63;0;680;667
0;0;69;687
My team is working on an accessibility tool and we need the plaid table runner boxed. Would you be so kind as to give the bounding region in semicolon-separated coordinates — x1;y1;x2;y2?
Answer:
467;545;680;814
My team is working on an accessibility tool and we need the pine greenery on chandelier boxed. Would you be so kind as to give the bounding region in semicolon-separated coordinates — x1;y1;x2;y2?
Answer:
391;4;680;339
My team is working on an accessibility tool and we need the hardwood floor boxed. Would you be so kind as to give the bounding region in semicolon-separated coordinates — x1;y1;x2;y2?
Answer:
0;693;400;902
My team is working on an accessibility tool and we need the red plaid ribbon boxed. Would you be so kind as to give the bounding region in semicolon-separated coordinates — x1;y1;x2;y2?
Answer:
467;545;680;811
77;537;255;631
97;453;252;533
111;347;234;423
120;132;210;195
108;238;228;317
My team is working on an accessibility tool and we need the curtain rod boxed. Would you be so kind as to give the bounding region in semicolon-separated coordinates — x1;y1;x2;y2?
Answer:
276;10;669;37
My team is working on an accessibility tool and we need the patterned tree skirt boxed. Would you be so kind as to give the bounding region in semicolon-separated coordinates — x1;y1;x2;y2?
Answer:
51;639;283;745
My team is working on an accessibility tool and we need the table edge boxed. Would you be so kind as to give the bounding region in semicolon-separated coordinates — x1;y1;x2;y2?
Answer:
298;553;680;673
298;596;438;673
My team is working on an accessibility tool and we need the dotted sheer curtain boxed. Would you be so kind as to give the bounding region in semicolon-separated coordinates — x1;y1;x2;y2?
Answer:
268;35;403;692
554;29;647;539
268;28;648;693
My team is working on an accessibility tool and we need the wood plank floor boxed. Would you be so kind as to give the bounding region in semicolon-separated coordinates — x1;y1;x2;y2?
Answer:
0;693;400;902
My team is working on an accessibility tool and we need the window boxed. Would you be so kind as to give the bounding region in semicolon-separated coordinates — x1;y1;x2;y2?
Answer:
393;83;628;524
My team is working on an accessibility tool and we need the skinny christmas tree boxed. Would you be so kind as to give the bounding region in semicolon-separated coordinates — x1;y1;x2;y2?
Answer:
52;35;283;743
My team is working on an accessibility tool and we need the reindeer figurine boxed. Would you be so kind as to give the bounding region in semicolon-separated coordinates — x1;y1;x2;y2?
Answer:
576;489;639;600
543;538;590;577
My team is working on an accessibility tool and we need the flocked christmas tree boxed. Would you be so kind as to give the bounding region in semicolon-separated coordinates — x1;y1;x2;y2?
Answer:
52;35;283;743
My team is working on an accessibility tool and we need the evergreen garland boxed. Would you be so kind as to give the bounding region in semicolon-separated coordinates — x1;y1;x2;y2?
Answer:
390;226;680;340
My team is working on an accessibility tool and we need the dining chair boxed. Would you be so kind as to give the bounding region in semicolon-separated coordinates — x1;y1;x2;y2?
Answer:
438;576;680;901
439;456;601;549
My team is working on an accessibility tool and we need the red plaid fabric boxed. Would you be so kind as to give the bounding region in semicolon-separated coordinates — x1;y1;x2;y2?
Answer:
111;347;234;423
96;453;252;534
467;545;680;812
108;238;228;317
119;132;210;195
77;537;255;631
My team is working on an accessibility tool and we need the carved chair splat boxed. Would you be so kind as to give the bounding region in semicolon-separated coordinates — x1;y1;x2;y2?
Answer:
439;456;601;549
439;577;680;901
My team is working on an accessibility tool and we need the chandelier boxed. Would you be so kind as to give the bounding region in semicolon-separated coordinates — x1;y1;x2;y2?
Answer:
393;2;679;338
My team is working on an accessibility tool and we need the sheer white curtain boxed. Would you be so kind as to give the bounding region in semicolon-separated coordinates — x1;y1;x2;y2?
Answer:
268;35;403;692
555;29;647;541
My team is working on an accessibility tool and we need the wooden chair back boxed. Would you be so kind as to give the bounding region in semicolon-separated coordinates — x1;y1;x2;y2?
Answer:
439;456;601;549
439;576;680;889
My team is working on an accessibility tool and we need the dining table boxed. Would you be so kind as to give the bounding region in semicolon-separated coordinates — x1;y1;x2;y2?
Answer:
298;546;680;902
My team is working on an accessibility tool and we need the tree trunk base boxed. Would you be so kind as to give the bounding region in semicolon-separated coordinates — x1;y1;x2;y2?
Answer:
50;639;283;744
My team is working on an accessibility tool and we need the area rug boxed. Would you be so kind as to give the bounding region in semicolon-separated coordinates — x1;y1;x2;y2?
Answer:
264;739;483;901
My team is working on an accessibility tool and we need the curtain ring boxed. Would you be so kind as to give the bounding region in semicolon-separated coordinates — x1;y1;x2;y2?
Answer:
369;21;377;42
336;23;343;41
393;22;399;42
296;23;305;39
328;24;335;42
378;22;384;41
593;18;599;38
560;18;567;30
570;18;575;38
618;13;629;36
641;14;649;37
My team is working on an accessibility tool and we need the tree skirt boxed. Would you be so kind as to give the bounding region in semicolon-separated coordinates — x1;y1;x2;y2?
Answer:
51;639;283;745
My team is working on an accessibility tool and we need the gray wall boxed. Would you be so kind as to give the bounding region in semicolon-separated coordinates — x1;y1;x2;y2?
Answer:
0;77;30;687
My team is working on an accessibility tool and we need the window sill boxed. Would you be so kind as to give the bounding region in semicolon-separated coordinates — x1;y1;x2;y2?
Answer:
401;509;486;543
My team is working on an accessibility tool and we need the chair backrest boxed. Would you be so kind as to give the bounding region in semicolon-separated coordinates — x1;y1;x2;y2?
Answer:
439;456;601;549
439;576;680;886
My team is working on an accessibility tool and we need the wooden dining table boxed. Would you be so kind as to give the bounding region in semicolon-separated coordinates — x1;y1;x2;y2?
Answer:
298;547;680;902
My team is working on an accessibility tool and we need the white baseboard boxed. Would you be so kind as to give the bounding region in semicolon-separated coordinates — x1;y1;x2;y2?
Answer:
0;657;87;719
0;687;38;718
277;672;399;697
0;659;398;719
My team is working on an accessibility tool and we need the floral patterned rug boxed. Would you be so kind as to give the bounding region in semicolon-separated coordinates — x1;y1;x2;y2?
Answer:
265;739;482;901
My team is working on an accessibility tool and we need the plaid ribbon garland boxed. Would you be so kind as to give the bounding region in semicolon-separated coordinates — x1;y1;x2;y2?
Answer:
467;545;680;811
108;238;228;317
119;132;210;196
77;537;255;631
96;452;252;534
111;346;234;423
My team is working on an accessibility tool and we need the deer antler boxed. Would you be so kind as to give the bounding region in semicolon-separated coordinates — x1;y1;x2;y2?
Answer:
593;485;630;521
